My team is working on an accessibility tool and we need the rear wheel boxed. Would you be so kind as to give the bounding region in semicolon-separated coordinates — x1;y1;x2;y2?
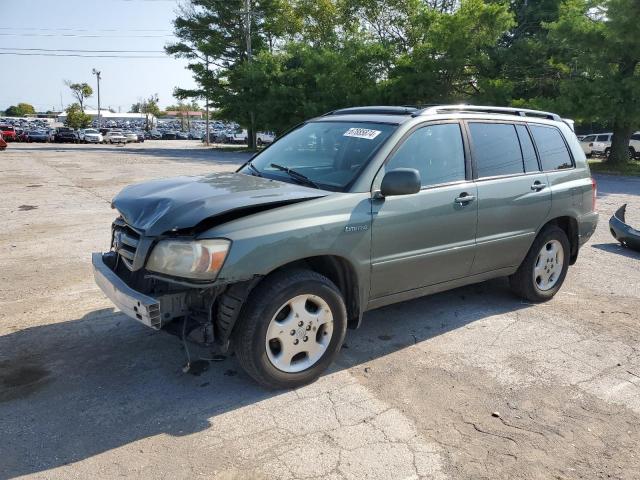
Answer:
234;269;347;389
509;225;570;302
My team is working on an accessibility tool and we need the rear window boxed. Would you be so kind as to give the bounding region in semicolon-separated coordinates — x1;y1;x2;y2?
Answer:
529;125;573;171
469;123;524;178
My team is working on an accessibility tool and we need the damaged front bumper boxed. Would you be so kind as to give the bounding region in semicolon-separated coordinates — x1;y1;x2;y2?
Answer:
92;252;188;329
609;204;640;252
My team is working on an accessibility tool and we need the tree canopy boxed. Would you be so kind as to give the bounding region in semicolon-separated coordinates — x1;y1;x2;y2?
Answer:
65;82;93;111
168;0;640;163
64;103;92;129
4;103;36;117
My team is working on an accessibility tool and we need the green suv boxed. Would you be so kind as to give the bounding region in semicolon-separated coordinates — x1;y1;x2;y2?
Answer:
93;105;598;388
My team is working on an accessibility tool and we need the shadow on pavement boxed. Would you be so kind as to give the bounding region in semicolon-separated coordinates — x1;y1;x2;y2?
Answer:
0;278;528;478
594;173;640;198
591;242;640;260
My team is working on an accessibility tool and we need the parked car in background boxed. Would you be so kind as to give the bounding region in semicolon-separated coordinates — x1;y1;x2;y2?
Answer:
583;132;640;159
579;134;597;156
135;132;145;143
79;128;103;144
123;131;139;143
92;104;598;388
226;128;248;144
257;131;276;146
0;132;6;150
104;130;127;144
147;130;162;140
162;131;177;140
14;128;29;142
0;125;17;141
54;128;79;143
175;131;189;140
26;130;51;143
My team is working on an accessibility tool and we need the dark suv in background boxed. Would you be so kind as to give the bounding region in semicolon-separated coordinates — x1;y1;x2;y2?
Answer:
93;105;598;388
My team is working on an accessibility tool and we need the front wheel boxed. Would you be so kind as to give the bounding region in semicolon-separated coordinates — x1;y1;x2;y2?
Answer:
509;225;570;302
233;269;347;389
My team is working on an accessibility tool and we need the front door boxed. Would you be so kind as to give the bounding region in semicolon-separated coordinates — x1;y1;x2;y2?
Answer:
370;122;478;298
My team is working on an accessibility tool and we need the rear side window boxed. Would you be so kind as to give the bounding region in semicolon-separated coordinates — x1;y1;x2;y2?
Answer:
596;134;610;142
529;125;573;171
515;125;539;172
631;134;640;141
469;123;524;178
386;123;466;187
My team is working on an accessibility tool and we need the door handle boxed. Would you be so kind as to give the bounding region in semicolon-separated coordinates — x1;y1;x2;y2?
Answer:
455;194;475;205
531;182;547;191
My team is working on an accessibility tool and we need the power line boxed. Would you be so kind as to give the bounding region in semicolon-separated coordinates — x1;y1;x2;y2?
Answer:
0;48;166;53
0;27;173;32
0;52;170;58
0;33;173;38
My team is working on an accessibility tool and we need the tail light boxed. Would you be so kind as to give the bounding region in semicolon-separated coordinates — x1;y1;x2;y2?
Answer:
591;177;597;211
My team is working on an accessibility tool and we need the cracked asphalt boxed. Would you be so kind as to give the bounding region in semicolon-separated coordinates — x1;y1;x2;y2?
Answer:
1;141;639;479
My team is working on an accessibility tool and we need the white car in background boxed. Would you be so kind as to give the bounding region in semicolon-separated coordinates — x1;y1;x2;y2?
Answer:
580;132;640;158
257;131;276;146
123;131;138;143
104;130;127;144
79;128;103;144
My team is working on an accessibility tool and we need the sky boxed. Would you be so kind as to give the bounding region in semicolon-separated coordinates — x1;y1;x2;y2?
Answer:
0;0;196;112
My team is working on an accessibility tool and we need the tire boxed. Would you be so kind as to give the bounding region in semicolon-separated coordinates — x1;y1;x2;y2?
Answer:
233;269;347;389
629;147;635;159
509;225;570;302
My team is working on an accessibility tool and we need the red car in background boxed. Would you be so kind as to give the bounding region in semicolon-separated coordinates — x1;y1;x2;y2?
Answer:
0;125;17;141
0;132;7;150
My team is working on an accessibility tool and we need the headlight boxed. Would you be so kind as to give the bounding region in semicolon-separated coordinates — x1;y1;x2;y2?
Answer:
146;239;230;280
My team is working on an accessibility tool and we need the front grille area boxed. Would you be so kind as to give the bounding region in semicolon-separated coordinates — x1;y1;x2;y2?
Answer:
112;218;142;270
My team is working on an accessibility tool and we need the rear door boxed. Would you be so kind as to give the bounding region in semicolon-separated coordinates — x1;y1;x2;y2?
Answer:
370;122;478;298
467;122;551;274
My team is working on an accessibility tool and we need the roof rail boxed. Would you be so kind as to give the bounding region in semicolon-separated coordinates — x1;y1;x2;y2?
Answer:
325;106;418;116
416;104;562;121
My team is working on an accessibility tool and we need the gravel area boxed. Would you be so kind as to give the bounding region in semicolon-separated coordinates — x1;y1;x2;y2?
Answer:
1;141;639;479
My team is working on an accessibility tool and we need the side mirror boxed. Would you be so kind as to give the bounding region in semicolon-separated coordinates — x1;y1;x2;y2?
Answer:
380;168;421;197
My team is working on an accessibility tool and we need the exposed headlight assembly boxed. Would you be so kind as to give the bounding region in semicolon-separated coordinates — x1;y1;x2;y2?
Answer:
146;239;230;280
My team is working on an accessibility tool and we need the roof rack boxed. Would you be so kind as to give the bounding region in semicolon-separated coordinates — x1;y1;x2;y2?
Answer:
416;105;562;121
325;106;418;116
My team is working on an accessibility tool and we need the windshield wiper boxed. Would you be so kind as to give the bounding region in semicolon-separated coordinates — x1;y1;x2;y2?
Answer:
270;163;320;189
246;161;262;177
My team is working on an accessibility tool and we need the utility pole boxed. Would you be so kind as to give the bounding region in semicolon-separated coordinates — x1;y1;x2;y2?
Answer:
245;0;256;149
205;55;210;146
92;69;101;129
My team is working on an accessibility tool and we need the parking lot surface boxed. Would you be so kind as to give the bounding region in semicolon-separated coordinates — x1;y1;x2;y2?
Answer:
1;141;639;480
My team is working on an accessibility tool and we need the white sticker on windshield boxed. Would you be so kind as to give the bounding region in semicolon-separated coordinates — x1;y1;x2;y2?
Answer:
343;128;382;140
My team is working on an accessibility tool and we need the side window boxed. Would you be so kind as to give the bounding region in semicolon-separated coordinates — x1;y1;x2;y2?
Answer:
631;133;640;141
469;123;524;178
515;125;539;172
386;123;465;187
596;134;610;142
583;135;596;142
529;125;573;171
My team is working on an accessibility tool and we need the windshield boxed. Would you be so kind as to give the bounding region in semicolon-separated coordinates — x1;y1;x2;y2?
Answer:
243;121;397;191
85;129;98;134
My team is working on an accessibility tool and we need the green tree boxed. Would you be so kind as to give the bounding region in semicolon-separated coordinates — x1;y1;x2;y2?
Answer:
547;0;640;164
65;103;92;129
65;82;93;111
139;94;160;131
5;103;37;117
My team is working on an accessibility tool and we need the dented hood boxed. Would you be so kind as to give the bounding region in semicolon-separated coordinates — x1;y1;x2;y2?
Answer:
112;172;327;236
